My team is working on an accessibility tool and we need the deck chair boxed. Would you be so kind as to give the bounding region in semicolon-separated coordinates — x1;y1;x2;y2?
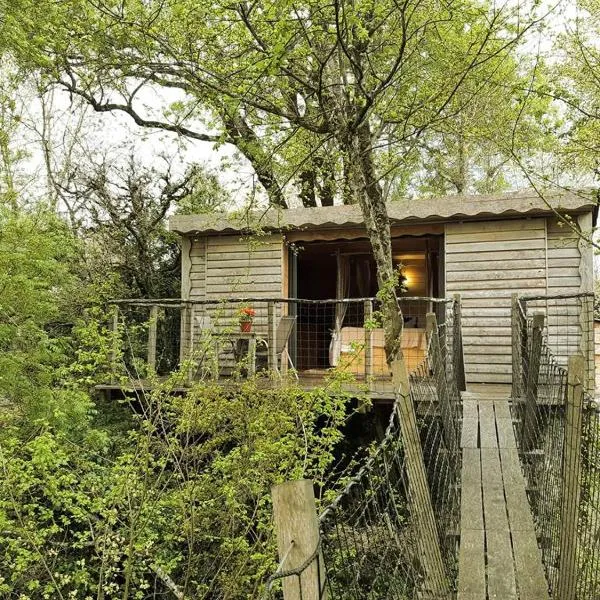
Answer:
257;315;297;377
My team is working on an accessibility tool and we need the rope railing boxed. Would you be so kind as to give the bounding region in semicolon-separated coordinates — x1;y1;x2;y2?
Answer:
511;293;600;599
265;299;463;599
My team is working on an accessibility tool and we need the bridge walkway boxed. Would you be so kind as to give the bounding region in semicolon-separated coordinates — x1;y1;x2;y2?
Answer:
457;389;549;600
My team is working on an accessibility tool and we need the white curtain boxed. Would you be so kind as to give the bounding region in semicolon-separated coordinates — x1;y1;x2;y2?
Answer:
329;251;350;366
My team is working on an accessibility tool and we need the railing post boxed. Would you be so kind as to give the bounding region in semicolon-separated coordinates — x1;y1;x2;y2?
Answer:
110;304;119;383
268;301;277;373
523;312;545;453
391;358;450;599
180;303;190;364
579;294;593;393
557;354;585;600
147;305;158;373
364;298;374;380
511;293;522;400
187;304;195;384
427;312;458;458
452;294;466;392
271;480;326;600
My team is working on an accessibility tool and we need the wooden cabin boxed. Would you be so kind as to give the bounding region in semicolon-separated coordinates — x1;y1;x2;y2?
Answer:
169;190;597;389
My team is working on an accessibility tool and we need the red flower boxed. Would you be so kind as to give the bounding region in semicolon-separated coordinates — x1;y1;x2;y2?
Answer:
238;306;256;321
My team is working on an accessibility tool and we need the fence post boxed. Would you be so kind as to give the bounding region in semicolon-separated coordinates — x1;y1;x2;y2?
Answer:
110;304;119;383
268;301;277;373
271;479;326;600
452;294;466;392
391;358;450;599
180;303;190;365
557;354;585;600
523;311;545;453
579;294;593;393
364;299;374;388
147;304;158;373
511;293;522;400
427;312;458;458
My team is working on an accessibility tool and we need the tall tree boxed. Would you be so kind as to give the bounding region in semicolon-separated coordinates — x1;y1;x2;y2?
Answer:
2;0;543;359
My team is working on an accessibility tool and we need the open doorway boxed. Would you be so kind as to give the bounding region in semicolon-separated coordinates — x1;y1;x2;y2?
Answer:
290;236;443;372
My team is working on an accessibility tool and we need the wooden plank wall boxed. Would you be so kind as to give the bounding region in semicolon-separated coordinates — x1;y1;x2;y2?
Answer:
544;219;582;370
182;233;285;356
445;219;548;384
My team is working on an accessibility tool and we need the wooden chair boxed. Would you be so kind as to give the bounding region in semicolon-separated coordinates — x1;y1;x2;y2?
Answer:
257;315;297;377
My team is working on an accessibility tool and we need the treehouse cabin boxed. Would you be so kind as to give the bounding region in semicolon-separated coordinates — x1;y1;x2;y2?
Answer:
165;190;596;392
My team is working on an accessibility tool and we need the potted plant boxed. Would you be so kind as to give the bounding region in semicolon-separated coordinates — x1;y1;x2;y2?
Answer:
238;306;256;332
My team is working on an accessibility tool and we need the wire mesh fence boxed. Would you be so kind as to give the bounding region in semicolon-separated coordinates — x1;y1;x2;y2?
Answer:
265;300;463;599
107;296;458;400
518;292;594;393
511;293;600;598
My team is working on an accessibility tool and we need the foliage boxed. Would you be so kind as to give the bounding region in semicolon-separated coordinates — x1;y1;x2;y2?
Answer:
0;370;351;599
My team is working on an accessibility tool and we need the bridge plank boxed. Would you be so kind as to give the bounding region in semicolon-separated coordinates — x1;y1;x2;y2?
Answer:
494;398;512;420
496;417;516;449
461;418;479;448
459;393;549;600
481;448;509;532
487;528;517;599
500;448;534;533
461;448;484;531
512;530;550;600
457;528;486;600
478;401;498;448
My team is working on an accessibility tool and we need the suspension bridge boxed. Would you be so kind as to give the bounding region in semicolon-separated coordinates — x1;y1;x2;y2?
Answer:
266;292;599;600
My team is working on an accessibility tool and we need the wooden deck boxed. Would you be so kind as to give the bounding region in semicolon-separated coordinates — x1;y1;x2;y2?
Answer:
458;390;549;600
95;371;399;401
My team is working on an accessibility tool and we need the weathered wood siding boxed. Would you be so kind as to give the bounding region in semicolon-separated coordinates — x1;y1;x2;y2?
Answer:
181;233;285;361
445;219;548;384
543;218;582;369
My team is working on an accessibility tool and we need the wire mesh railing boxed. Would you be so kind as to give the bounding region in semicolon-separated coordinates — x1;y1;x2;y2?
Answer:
511;293;600;598
265;300;463;599
517;292;594;393
106;296;462;398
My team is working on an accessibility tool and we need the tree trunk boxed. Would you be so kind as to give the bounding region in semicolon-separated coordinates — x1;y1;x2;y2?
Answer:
349;122;403;362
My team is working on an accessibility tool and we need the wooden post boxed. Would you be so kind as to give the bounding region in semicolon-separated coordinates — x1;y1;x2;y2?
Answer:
364;298;374;380
391;359;450;599
187;305;195;384
110;304;119;383
557;354;585;600
523;312;545;452
271;480;326;600
147;305;158;373
579;294;593;393
268;301;277;373
511;293;522;400
180;304;190;364
452;294;466;392
426;312;458;458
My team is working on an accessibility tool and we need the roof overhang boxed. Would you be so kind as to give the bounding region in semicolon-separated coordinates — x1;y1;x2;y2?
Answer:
169;189;598;236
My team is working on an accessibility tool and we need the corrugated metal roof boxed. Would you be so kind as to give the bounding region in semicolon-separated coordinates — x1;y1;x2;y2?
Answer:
169;189;598;235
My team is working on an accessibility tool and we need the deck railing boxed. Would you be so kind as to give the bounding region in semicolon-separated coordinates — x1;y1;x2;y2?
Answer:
511;294;600;598
107;295;465;397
